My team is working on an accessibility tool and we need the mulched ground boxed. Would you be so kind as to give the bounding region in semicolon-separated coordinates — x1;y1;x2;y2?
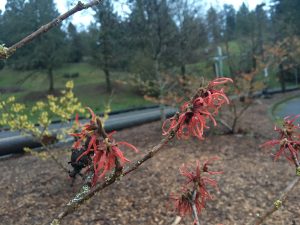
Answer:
1;90;300;225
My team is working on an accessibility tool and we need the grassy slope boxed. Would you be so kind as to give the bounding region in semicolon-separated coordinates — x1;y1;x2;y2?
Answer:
0;45;297;113
0;63;151;113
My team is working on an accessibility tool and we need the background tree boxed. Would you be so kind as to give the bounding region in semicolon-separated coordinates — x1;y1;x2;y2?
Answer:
235;4;257;71
1;0;66;93
90;0;121;93
221;4;236;78
254;4;269;59
67;22;83;63
236;3;253;39
0;9;5;70
222;4;236;42
25;0;66;93
127;0;177;77
171;0;207;79
272;0;300;37
127;0;178;120
126;0;155;80
0;0;31;69
0;9;3;43
206;6;222;45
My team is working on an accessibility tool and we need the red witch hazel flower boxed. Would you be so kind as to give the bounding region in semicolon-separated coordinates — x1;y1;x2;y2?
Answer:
170;187;198;217
170;158;223;218
261;115;300;166
162;77;232;140
70;107;98;149
69;107;139;186
89;131;138;185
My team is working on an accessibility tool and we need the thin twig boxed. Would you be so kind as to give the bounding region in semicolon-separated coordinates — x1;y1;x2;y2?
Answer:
35;113;69;173
231;100;252;133
216;118;233;133
123;131;175;176
191;190;200;225
249;175;300;225
291;149;300;168
96;117;108;138
50;127;178;224
0;0;103;59
171;216;182;225
16;71;37;85
43;144;69;173
236;101;252;121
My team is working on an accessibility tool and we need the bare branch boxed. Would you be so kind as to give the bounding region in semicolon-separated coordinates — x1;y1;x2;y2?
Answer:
0;0;103;60
43;144;69;174
171;216;182;225
216;118;233;133
191;190;200;225
249;176;300;225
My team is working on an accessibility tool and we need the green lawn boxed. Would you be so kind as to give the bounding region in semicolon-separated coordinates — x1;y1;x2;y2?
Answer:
0;60;298;114
0;63;152;113
0;63;105;90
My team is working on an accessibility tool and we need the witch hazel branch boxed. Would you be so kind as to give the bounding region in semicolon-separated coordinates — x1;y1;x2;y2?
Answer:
50;78;233;224
250;115;300;225
170;158;223;225
261;115;300;172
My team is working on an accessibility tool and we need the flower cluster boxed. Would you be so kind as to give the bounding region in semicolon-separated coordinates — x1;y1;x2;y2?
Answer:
0;81;85;163
162;77;232;140
170;158;223;218
261;115;300;166
70;108;139;186
0;81;84;138
0;44;8;59
47;81;85;122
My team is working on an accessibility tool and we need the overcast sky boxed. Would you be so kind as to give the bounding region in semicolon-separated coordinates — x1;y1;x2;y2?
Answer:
0;0;270;29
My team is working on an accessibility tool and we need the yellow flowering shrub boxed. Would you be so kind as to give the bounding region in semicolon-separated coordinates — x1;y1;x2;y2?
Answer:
0;80;86;152
0;80;113;165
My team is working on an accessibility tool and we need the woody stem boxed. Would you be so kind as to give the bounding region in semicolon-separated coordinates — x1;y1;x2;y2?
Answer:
191;189;200;225
96;117;108;139
248;175;300;225
291;149;300;168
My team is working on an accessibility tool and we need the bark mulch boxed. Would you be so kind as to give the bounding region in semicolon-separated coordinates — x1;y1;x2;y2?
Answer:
1;91;300;225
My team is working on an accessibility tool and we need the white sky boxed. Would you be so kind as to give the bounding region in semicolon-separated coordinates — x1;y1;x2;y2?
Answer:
0;0;269;29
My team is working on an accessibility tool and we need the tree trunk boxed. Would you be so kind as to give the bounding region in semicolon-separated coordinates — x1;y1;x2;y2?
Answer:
154;57;165;122
104;68;112;93
181;64;186;80
225;41;237;78
279;63;286;93
180;64;187;92
252;55;257;70
48;68;54;93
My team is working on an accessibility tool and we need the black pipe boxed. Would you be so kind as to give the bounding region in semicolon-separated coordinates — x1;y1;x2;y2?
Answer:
0;136;41;155
0;107;176;156
1;86;299;157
